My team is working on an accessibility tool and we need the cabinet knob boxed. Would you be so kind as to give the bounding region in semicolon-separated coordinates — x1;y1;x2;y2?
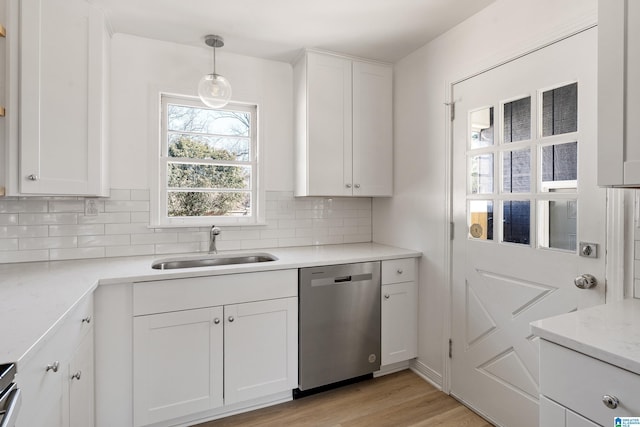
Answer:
345;184;352;189
228;316;235;323
27;174;38;181
384;294;390;299
213;318;221;325
354;184;361;189
602;395;619;409
81;316;92;324
71;371;82;381
397;269;403;275
46;361;60;373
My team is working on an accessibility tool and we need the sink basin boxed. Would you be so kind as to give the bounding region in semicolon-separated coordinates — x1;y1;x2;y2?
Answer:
151;253;278;270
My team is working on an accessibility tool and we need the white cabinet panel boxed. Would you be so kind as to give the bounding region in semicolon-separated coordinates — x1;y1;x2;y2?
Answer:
13;0;109;196
381;281;417;366
133;307;224;427
294;50;392;197
224;297;298;405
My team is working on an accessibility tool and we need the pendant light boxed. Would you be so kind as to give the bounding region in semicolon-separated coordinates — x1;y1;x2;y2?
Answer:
198;35;232;109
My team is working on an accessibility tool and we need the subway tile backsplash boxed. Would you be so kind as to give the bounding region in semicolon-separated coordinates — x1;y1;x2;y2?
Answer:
0;190;372;263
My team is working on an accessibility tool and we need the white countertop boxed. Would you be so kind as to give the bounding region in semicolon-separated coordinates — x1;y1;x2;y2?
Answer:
0;242;421;365
531;298;640;375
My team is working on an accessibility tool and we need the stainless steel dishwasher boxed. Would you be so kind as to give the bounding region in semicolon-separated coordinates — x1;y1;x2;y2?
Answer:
298;261;381;391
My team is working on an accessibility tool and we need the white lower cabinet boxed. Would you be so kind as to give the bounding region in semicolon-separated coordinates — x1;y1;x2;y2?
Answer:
381;259;418;366
129;270;299;427
16;294;94;427
540;339;640;427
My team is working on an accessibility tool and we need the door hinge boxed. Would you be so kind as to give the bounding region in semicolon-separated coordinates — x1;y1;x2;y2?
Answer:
445;102;455;121
450;222;454;240
449;338;453;358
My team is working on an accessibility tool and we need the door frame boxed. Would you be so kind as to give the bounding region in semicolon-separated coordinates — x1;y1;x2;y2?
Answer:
441;23;627;398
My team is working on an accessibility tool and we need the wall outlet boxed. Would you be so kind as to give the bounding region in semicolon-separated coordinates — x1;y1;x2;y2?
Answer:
85;199;99;216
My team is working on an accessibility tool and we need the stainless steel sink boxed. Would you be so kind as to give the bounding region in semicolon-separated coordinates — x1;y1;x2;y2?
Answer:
151;253;278;270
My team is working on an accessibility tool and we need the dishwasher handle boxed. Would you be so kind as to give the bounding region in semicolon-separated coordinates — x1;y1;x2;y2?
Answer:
311;273;373;287
334;276;352;283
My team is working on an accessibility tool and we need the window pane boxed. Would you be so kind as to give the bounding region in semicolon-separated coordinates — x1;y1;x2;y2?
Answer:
470;107;494;148
502;149;531;193
541;142;577;182
502;200;530;245
503;97;531;143
537;199;577;251
168;134;250;161
470;154;494;194
168;191;251;217
542;83;577;136
469;200;493;241
168;104;250;137
168;164;250;190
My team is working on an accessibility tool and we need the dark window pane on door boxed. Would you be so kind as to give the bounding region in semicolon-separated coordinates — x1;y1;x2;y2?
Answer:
541;142;577;182
542;83;577;136
503;200;530;245
503;97;531;142
503;149;531;193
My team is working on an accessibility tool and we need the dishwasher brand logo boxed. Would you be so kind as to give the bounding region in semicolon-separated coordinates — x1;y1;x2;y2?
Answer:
616;417;640;426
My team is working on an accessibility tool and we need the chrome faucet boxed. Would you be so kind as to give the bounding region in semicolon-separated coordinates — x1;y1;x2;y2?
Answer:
209;226;221;254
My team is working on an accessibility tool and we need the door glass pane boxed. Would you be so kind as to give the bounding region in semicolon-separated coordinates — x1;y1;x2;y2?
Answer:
470;107;494;148
542;83;577;136
541;142;577;183
502;200;530;245
502;149;531;193
469;200;493;241
538;199;577;251
503;97;531;143
470;154;494;194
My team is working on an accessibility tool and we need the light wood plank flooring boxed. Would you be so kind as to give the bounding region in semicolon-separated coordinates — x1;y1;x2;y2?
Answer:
195;370;493;427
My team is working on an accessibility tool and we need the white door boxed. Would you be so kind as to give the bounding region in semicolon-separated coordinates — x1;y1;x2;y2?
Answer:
451;28;605;427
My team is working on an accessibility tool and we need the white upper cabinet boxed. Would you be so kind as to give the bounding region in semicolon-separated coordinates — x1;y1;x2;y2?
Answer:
294;50;393;197
7;0;109;196
598;0;640;186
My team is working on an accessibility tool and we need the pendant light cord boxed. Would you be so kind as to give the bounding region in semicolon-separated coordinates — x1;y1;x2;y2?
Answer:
212;44;217;76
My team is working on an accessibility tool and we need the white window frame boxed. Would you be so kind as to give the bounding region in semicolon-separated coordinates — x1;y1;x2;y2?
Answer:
153;94;262;227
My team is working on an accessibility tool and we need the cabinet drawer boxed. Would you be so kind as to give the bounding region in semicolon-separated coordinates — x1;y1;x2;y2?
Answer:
381;258;415;284
133;270;297;316
540;340;640;426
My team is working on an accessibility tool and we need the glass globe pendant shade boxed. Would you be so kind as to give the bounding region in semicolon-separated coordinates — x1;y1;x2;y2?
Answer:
198;73;232;109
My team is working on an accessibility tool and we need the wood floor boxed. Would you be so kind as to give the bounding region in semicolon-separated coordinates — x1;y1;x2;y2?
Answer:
195;370;493;427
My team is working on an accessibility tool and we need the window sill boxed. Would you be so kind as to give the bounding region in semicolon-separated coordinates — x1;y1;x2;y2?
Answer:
149;221;268;229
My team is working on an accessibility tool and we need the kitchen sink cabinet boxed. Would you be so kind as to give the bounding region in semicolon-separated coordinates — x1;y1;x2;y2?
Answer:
597;0;640;186
4;0;109;196
15;294;94;427
540;396;599;427
294;50;392;197
381;258;417;366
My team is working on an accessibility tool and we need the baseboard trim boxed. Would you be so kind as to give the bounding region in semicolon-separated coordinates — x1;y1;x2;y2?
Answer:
410;359;443;390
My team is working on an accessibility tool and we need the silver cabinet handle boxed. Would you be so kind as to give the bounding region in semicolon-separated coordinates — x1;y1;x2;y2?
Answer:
228;316;235;323
213;318;221;325
602;395;619;409
384;294;390;299
81;316;92;324
345;184;352;189
354;184;361;189
397;269;403;274
27;174;38;181
574;274;597;289
46;361;60;373
71;371;82;380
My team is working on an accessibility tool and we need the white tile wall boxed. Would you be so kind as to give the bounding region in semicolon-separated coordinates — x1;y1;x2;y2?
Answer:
0;190;372;263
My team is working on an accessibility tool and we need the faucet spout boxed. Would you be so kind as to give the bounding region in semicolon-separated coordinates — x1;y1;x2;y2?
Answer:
209;226;221;254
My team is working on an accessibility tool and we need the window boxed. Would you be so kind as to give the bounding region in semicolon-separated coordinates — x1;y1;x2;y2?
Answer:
157;95;260;226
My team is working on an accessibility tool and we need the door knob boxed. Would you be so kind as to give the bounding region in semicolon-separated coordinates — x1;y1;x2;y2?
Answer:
574;274;597;289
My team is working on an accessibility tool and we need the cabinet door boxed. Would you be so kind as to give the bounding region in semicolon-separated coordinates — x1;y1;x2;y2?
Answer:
352;61;393;196
224;297;298;405
19;0;107;195
306;52;353;196
68;329;94;427
381;281;417;366
133;307;223;427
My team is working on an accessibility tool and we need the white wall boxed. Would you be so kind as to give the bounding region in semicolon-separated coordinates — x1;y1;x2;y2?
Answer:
372;0;598;386
109;33;294;191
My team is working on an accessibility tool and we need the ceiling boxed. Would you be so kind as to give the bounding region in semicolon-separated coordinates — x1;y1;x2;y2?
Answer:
91;0;495;63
